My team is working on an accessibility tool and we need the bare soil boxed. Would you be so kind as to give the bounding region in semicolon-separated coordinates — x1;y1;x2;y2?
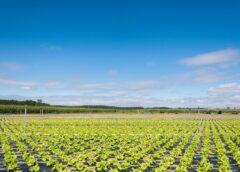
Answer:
1;113;240;119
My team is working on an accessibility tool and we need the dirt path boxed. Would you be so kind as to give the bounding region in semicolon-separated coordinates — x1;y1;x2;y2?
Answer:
1;113;240;119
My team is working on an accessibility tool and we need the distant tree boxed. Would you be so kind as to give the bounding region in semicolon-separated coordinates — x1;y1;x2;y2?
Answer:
0;99;49;106
37;99;43;104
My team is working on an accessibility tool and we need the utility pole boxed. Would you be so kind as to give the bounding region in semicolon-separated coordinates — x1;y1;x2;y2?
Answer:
40;109;44;115
24;105;27;134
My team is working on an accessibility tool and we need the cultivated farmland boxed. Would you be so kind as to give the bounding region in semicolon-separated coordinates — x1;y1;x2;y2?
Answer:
0;117;240;172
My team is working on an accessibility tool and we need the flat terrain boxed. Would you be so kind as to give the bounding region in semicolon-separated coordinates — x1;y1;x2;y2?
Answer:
0;114;240;171
1;113;240;119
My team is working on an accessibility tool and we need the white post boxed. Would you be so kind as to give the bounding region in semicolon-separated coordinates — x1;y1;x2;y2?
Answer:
24;105;27;134
40;109;43;115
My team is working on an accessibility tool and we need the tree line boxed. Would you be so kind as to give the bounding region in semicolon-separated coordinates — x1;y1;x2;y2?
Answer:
0;100;49;106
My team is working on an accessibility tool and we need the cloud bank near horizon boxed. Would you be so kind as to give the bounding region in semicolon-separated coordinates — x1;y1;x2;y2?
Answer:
1;48;240;108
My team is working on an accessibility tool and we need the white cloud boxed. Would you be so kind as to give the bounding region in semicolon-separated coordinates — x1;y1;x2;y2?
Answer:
180;49;240;66
125;80;158;89
1;81;240;108
71;80;160;96
208;83;240;94
72;82;117;90
20;86;33;90
190;68;232;83
1;78;239;108
44;80;62;88
169;67;234;85
0;78;36;90
0;75;239;108
32;93;240;108
198;83;240;108
0;78;35;87
110;90;128;95
36;95;155;106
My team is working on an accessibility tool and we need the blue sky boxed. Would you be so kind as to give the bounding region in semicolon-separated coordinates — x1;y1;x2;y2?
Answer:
0;0;240;107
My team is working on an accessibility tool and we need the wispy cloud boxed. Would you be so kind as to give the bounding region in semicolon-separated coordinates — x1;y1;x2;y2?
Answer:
180;49;240;66
72;81;117;90
208;83;240;94
71;80;160;96
20;86;34;90
1;81;240;108
0;75;239;108
204;82;240;108
34;95;158;107
25;89;240;108
0;77;65;91
0;78;36;90
159;67;236;88
44;80;62;88
2;62;23;70
179;67;234;84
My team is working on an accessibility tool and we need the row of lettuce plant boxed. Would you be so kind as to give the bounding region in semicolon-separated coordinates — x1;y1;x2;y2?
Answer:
0;128;20;171
196;123;213;172
215;121;240;167
154;127;198;172
212;123;232;172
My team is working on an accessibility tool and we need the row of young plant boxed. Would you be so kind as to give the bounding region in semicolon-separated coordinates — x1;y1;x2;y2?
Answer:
29;124;188;171
2;117;238;172
7;117;201;135
215;121;240;167
219;120;240;147
5;120;155;171
4;124;71;172
196;124;213;172
4;118;200;171
132;128;194;171
212;123;232;172
3;126;40;172
0;130;20;172
2;123;71;172
0;128;20;171
175;128;201;172
154;126;200;172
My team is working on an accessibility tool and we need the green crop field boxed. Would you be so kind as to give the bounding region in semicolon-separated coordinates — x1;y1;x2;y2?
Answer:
0;116;240;172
